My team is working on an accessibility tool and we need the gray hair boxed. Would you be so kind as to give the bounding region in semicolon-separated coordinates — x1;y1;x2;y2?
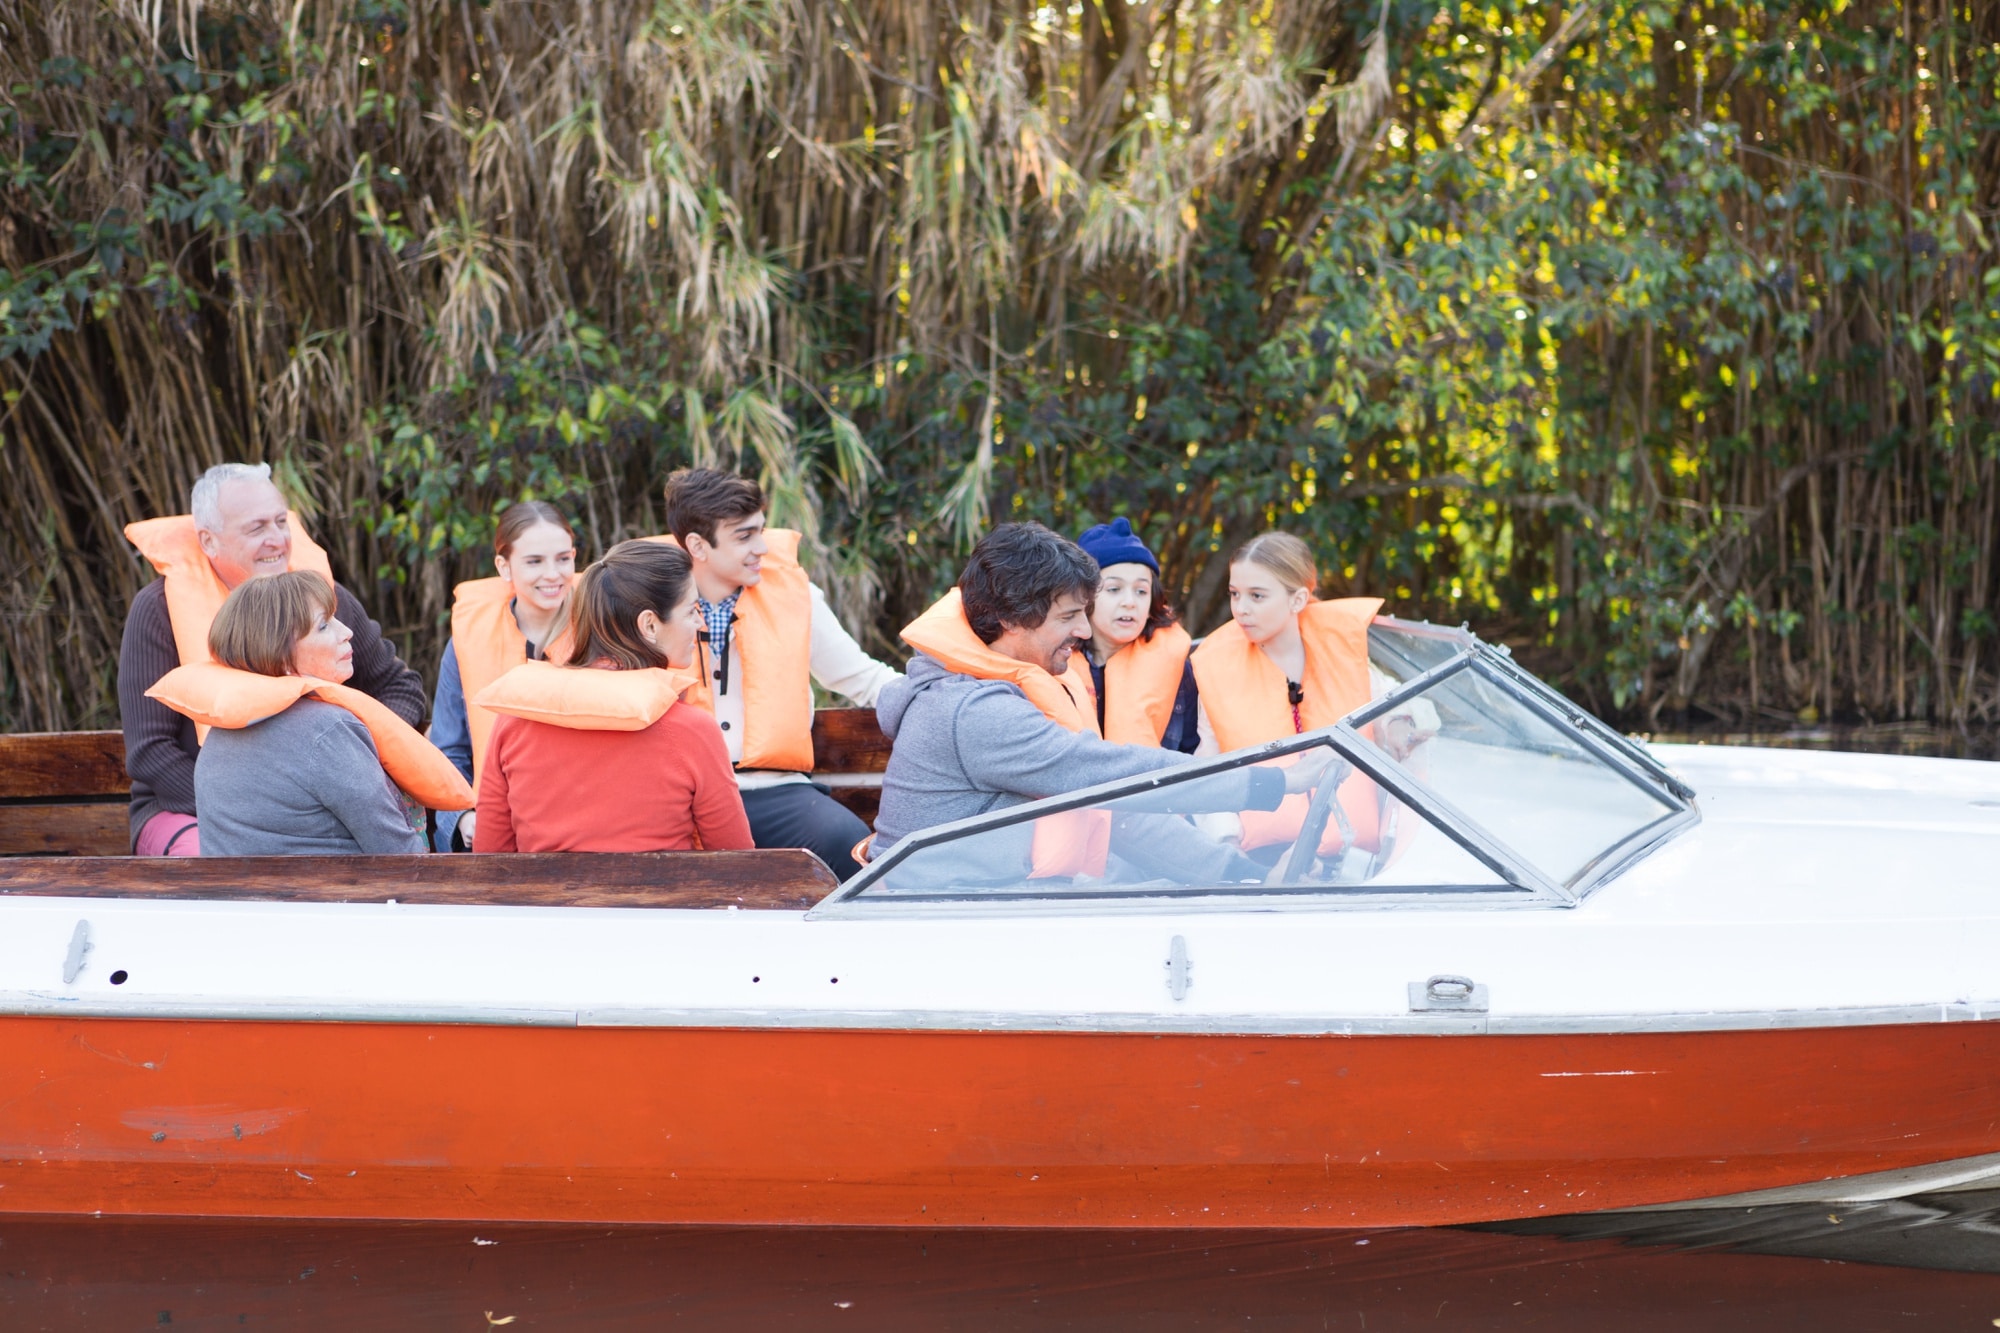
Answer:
190;462;279;533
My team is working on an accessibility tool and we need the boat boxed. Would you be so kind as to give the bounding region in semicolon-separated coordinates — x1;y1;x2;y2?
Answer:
1;615;1997;1229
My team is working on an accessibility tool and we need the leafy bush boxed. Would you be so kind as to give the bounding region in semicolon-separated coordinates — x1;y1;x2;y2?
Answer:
2;0;1994;730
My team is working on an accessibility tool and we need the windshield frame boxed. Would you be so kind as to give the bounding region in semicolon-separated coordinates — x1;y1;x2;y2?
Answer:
810;622;1698;918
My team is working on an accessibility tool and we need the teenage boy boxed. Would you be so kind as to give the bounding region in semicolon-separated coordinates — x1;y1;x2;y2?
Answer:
662;469;901;876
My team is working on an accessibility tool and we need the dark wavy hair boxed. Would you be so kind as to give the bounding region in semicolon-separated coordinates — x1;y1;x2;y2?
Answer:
959;522;1100;644
663;468;765;548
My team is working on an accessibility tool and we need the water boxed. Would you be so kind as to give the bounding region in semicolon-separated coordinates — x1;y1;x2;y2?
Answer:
7;1201;2000;1329
8;728;1998;1327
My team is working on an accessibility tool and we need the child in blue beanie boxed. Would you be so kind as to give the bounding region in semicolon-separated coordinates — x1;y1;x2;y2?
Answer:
1073;517;1199;752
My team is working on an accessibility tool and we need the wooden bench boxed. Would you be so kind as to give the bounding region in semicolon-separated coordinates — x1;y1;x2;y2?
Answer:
0;732;131;857
0;708;892;857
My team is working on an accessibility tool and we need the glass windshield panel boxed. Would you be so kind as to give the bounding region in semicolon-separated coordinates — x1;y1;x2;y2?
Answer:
1359;661;1676;887
1367;618;1471;686
858;738;1510;900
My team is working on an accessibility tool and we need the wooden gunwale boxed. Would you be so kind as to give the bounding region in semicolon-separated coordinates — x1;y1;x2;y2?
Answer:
0;850;837;911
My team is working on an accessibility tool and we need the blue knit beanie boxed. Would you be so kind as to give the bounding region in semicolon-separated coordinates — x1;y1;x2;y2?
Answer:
1075;517;1159;575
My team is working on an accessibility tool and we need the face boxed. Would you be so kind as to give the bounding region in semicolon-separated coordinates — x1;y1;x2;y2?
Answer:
637;581;706;670
292;605;354;683
1090;562;1154;649
197;480;292;589
1227;560;1310;646
997;589;1093;676
495;522;577;613
686;511;768;590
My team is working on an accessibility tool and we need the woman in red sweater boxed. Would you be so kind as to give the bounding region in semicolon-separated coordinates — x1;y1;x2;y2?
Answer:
473;540;753;853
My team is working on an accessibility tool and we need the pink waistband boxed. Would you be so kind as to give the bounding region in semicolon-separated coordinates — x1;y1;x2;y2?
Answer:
136;810;201;857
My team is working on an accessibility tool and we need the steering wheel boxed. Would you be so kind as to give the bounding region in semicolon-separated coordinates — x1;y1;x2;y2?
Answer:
1263;756;1353;886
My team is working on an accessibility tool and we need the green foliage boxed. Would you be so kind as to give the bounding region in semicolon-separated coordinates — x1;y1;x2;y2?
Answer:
1;0;1995;729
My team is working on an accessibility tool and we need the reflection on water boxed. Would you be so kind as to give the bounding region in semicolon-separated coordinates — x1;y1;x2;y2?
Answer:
1496;1186;2000;1276
5;1208;2000;1330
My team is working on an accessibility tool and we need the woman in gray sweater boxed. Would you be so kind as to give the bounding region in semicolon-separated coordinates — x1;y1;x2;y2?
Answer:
194;571;426;856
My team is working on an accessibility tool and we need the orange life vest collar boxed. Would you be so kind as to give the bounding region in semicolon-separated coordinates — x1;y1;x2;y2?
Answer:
1096;623;1192;746
645;529;817;773
900;589;1101;737
471;659;699;732
1190;597;1383;751
450;576;576;785
126;514;335;676
900;590;1109;878
146;661;473;811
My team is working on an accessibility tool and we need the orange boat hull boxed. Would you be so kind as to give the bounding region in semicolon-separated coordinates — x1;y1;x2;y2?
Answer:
2;1016;1994;1227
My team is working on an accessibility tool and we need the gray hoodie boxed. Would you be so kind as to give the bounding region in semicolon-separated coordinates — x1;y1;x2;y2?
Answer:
874;653;1278;887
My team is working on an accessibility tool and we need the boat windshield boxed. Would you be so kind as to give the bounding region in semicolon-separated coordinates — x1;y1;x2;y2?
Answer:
816;618;1696;914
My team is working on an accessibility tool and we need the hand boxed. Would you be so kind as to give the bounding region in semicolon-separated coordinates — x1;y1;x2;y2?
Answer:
1379;713;1437;762
1281;749;1337;796
459;810;479;850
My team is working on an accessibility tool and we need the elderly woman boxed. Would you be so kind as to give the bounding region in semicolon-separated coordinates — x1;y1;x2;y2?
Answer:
190;571;430;856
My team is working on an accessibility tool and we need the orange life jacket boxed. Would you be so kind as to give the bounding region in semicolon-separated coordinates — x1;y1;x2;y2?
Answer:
1096;623;1193;746
449;576;577;785
1190;597;1385;853
146;661;474;811
641;529;817;773
471;659;699;732
901;589;1111;879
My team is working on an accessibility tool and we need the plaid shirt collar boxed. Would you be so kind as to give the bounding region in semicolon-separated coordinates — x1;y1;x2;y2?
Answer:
697;591;741;654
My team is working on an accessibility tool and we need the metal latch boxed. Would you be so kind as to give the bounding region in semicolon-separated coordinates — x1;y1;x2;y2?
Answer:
1409;973;1487;1013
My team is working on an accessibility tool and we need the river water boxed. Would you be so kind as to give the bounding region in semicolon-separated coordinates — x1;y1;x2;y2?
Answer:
7;1200;2000;1329
7;729;1998;1328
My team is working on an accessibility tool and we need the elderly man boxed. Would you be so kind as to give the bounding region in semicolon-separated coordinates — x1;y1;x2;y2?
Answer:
118;463;427;855
873;523;1321;887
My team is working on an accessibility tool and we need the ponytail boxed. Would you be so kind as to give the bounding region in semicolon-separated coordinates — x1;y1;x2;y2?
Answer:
565;540;692;670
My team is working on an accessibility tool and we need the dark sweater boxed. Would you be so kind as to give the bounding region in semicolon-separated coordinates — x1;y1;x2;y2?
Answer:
118;577;429;846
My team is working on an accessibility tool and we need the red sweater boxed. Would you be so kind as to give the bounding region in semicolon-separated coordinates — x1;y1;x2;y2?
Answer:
475;706;753;853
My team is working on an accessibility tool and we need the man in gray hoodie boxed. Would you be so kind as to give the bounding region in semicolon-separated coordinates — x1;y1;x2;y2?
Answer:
872;523;1316;889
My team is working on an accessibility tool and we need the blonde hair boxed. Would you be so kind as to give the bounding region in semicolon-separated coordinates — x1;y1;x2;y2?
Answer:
208;570;337;677
1230;532;1319;599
